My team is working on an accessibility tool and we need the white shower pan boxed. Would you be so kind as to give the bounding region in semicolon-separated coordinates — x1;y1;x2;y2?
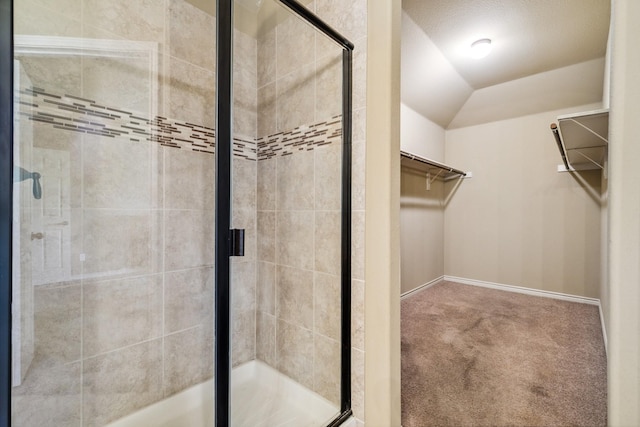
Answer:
107;360;348;427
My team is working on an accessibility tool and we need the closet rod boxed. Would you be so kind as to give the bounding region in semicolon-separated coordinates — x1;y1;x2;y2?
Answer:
400;150;466;177
550;123;570;171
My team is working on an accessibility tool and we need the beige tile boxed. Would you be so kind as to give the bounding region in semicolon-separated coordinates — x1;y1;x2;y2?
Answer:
257;27;276;88
27;0;81;20
82;209;160;277
83;339;163;426
17;56;81;96
257;82;277;137
353;44;367;110
315;53;343;121
276;210;314;270
232;309;256;366
234;29;257;90
83;275;162;357
314;272;340;341
276;11;316;79
352;140;366;211
164;326;213;397
82;55;154;116
276;63;315;132
84;0;165;43
70;209;83;277
276;320;313;388
14;0;81;37
276;150;314;211
256;312;276;367
11;361;81;427
352;210;365;280
315;27;340;64
352;107;366;143
257;261;276;315
233;31;256;140
351;279;365;351
69;140;84;210
164;267;214;333
316;0;367;43
315;211;341;276
168;0;216;71
314;143;343;211
351;347;365;421
313;334;341;405
164;146;215;210
232;261;256;312
257;158;276;210
257;211;276;262
232;158;257;212
34;284;81;366
168;57;216;129
276;265;313;329
164;209;214;271
234;79;258;138
83;136;152;209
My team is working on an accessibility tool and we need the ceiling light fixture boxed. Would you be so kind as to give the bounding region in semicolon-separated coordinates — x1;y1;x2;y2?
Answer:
470;38;492;59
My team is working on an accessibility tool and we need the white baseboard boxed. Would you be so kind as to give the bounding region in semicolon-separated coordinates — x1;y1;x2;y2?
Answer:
444;275;608;357
401;276;444;299
444;275;600;305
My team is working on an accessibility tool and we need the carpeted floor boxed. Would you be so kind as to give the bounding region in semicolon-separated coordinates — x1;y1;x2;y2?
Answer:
401;281;607;427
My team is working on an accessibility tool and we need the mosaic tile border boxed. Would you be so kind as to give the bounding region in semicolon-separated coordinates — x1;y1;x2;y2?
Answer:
257;116;343;161
17;87;343;161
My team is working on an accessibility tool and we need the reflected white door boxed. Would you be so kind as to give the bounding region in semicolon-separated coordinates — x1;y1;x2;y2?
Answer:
30;148;71;286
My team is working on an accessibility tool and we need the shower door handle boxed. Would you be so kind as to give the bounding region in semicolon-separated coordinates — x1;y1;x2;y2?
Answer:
229;229;245;257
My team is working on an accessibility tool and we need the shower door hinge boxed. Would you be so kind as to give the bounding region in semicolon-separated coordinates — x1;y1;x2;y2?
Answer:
229;229;245;257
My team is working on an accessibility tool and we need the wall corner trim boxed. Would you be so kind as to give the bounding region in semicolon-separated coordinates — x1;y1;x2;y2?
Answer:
400;276;444;300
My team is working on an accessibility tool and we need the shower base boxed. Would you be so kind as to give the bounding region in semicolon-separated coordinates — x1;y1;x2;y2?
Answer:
108;360;349;427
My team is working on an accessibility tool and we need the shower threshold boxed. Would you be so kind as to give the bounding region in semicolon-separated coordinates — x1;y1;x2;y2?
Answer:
107;360;341;427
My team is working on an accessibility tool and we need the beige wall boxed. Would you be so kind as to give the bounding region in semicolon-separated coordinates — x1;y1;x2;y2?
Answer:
400;103;446;296
400;103;445;161
444;104;604;299
400;170;444;295
365;0;402;424
608;0;640;423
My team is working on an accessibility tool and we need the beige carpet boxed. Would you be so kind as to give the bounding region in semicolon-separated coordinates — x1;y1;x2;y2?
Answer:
401;281;607;427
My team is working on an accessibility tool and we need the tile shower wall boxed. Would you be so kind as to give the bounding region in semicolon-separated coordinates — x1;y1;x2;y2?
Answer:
312;0;368;421
254;0;366;413
12;0;256;425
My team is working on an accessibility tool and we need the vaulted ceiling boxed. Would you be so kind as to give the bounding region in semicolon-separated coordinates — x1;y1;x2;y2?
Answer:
401;0;611;129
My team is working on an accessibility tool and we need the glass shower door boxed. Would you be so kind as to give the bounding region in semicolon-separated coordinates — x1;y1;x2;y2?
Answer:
227;0;352;425
10;1;217;425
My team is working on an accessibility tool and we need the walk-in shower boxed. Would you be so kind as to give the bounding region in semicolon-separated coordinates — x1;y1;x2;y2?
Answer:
0;0;353;425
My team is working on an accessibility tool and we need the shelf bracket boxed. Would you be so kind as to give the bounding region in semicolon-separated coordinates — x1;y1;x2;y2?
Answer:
566;118;609;144
575;150;604;170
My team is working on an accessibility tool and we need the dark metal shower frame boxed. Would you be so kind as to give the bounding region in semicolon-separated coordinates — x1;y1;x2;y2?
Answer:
0;0;13;424
0;0;352;425
216;0;354;426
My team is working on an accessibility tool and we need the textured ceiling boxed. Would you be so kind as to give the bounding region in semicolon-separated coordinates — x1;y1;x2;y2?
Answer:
402;0;611;90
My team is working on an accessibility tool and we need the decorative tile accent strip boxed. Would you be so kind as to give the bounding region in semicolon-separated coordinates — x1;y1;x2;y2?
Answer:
16;87;343;161
256;117;343;161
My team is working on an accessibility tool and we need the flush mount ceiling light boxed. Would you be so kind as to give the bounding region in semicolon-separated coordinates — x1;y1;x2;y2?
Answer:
470;38;492;59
